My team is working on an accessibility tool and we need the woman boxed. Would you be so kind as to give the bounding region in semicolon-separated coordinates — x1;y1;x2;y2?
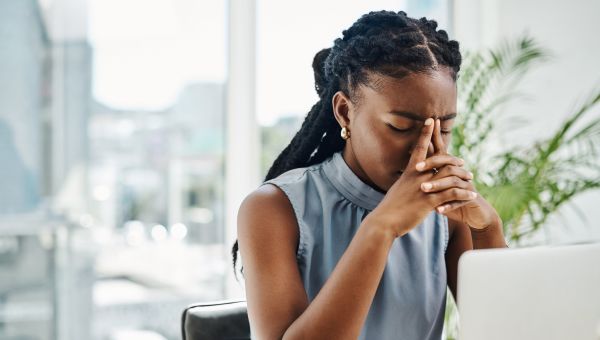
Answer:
233;10;507;339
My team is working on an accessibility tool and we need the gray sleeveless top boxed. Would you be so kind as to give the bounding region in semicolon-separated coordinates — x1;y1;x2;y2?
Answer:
263;151;449;340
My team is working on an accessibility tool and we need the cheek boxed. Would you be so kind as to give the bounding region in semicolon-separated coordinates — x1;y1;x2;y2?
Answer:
442;134;452;151
354;123;412;167
350;123;415;191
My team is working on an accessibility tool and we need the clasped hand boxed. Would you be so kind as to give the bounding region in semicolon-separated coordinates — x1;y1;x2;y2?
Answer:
416;118;499;231
369;117;501;238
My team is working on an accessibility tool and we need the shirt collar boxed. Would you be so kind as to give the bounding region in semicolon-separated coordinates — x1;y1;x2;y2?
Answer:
323;151;385;211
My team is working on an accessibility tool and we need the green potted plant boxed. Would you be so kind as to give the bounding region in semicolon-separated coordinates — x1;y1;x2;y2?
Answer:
443;36;600;339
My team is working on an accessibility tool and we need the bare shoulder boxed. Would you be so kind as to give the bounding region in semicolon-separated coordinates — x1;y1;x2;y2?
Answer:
237;183;299;251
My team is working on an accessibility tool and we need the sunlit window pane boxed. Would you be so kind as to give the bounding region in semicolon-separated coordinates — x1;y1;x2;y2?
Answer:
0;0;227;339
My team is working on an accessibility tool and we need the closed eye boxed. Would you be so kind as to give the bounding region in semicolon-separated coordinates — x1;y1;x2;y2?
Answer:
388;123;452;135
387;123;411;133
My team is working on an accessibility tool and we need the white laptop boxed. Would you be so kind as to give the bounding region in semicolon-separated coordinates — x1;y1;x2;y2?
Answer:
457;242;600;340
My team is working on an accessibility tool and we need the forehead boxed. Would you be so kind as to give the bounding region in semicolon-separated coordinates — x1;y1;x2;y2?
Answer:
357;69;457;119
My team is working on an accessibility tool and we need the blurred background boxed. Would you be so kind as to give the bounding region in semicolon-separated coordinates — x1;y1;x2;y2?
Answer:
0;0;598;339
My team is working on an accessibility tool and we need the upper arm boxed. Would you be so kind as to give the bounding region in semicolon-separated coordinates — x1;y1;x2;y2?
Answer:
237;184;309;339
445;218;473;303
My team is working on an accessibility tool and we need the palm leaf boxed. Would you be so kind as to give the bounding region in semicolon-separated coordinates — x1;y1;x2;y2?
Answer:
453;35;600;244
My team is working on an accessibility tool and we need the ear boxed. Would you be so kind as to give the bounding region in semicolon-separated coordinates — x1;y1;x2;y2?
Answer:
331;91;355;128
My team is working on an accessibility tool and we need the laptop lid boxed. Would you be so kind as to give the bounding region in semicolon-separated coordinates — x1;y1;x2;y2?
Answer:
457;242;600;340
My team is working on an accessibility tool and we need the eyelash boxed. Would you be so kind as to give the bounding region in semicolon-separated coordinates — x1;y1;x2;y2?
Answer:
387;124;452;134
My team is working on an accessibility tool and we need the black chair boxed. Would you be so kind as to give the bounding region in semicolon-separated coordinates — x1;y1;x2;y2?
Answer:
181;300;251;340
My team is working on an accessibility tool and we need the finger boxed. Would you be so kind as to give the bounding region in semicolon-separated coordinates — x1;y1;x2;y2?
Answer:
416;154;465;172
432;119;446;154
436;200;472;214
433;165;473;181
430;188;477;207
408;118;435;168
421;176;470;193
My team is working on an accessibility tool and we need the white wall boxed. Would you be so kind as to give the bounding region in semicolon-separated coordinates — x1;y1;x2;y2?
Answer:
453;0;600;244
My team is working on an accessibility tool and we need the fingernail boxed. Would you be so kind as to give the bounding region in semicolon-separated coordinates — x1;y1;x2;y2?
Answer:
470;192;477;199
458;158;465;165
424;118;433;126
416;162;425;171
421;182;432;191
468;171;474;179
437;206;445;213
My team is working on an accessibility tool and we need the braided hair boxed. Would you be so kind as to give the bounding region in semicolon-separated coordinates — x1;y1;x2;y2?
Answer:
232;10;462;277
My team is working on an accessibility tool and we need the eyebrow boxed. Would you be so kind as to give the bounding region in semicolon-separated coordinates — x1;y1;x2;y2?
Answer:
389;111;457;121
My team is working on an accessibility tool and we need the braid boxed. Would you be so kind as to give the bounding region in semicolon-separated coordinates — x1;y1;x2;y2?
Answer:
232;10;462;278
264;101;326;180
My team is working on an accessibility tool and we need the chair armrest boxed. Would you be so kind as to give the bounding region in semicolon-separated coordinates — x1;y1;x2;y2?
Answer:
181;300;250;340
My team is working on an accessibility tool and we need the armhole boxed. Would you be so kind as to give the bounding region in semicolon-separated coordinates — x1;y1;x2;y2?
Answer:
261;182;307;262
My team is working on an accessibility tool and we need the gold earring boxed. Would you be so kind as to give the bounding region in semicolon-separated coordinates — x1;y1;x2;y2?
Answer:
340;126;350;140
